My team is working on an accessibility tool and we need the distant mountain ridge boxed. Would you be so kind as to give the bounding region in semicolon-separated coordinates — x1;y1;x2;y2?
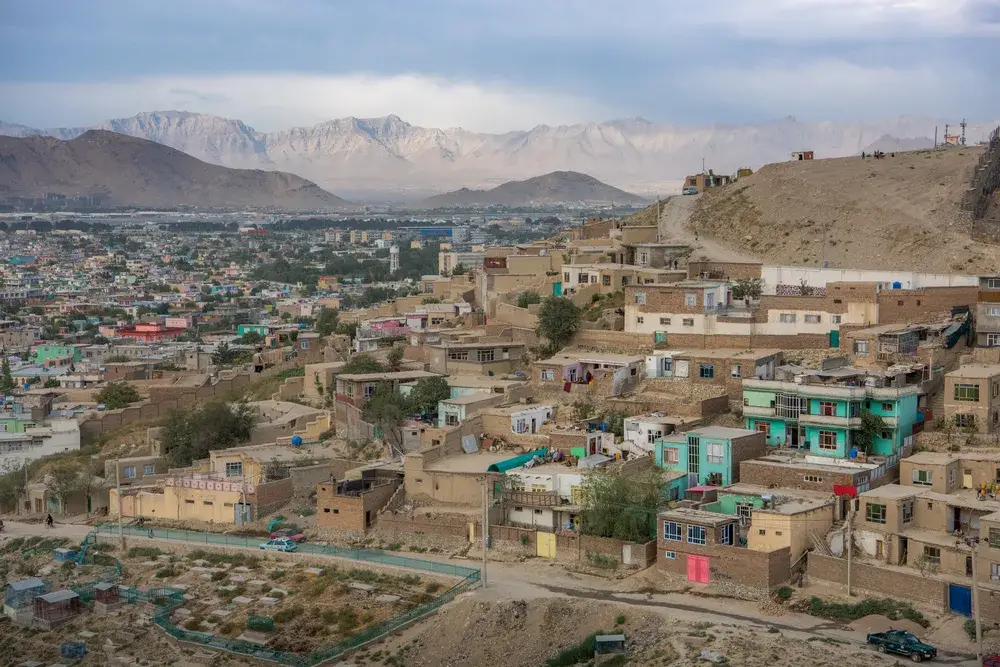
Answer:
417;171;648;208
0;130;350;210
2;111;996;199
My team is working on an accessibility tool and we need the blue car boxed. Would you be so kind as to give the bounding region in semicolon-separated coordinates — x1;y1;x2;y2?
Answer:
682;187;698;195
259;537;297;552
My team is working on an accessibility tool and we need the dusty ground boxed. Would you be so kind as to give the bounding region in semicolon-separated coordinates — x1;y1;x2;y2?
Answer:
686;146;1000;272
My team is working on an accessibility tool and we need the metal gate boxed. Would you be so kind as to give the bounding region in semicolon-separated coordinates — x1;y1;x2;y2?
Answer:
949;583;972;616
687;555;710;583
536;532;556;559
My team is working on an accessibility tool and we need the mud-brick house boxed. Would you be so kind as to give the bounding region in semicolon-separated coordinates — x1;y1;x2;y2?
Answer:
316;469;403;534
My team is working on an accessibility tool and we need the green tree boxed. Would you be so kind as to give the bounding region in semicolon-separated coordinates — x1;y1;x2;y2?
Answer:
238;331;264;345
517;291;542;309
95;382;141;409
341;353;386;374
176;330;203;343
161;399;258;467
386;345;405;373
363;384;407;456
579;468;664;543
315;307;339;336
731;278;764;303
854;410;889;454
45;460;87;515
421;297;442;304
43;377;60;388
451;263;468;276
406;376;451;415
537;296;582;351
0;357;14;393
212;342;241;367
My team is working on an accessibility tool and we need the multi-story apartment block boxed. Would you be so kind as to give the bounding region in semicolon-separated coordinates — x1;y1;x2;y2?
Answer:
654;427;767;499
743;371;921;457
977;275;1000;347
944;364;1000;433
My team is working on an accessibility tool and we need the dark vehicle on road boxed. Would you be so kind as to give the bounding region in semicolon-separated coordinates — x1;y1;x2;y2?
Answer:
866;629;937;662
269;527;306;542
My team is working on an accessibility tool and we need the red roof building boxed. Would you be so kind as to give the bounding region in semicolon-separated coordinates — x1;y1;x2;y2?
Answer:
115;322;187;342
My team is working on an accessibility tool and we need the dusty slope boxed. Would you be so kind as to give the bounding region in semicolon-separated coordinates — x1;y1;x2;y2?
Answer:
0;130;350;210
687;147;1000;273
417;170;649;208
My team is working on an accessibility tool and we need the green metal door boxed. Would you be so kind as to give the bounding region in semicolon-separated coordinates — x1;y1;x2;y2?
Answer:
829;330;840;348
553;282;563;296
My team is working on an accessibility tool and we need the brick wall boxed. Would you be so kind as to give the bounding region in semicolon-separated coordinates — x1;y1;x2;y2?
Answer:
687;261;762;281
876;285;977;324
759;294;847;314
316;481;400;533
376;514;470;539
254;477;294;513
571;329;655;351
656;540;791;589
740;460;862;493
807;553;948;607
661;332;831;350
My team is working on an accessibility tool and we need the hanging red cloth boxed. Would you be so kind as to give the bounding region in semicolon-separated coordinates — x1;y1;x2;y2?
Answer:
563;381;572;392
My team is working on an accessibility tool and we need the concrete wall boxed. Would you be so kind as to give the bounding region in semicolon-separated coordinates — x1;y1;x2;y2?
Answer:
807;552;948;607
316;480;400;533
762;266;978;293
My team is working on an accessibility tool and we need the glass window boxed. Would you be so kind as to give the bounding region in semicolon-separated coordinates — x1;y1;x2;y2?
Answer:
954;384;980;402
990;527;1000;549
866;503;887;524
854;340;869;355
364;383;376;398
731;365;741;378
721;524;733;545
902;500;913;523
635;291;646;305
665;448;679;465
923;546;940;565
804;314;821;323
143;464;155;475
225;461;243;477
687;525;706;545
477;349;495;362
818;430;838;451
659;317;671;325
682;318;694;327
991;563;1000;580
541;370;555;381
123;466;136;479
663;521;681;541
706;443;724;464
956;413;976;428
989;333;1000;347
699;364;715;379
684;293;697;307
832;315;842;324
779;313;796;323
664;551;677;560
636;317;644;325
736;503;753;519
754;421;771;436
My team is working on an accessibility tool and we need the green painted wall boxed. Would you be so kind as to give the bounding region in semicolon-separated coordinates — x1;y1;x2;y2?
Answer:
716;493;765;515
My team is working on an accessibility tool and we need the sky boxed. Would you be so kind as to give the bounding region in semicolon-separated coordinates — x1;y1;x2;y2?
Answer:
1;0;998;133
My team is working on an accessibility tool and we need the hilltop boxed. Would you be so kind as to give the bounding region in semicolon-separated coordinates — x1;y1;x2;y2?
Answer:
685;147;1000;273
416;171;649;208
0;130;350;210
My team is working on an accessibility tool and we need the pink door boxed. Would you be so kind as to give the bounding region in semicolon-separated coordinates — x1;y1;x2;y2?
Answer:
687;555;710;583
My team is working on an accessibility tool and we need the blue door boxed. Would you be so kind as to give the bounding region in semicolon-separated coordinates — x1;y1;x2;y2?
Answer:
949;583;972;616
552;282;563;296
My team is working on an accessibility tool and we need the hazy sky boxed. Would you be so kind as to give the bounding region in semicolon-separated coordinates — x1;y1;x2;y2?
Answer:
1;0;997;132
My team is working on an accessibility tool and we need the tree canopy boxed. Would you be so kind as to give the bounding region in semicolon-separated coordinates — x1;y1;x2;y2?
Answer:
386;346;405;372
579;469;664;543
95;382;141;409
406;376;451;415
517;291;542;309
537;296;582;350
363;384;407;456
855;410;889;454
161;399;258;467
341;353;386;375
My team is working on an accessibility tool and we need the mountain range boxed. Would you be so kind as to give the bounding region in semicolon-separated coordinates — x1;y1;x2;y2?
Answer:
2;111;996;201
0;131;348;210
416;171;648;208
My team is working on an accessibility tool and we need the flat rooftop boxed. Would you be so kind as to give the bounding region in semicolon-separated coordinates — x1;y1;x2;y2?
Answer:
423;452;511;473
722;484;834;513
482;403;553;416
429;341;524;349
509;462;581;475
860;483;922;500
541;353;644;365
903;451;960;466
659;507;735;526
678;348;782;360
948;364;1000;379
441;394;504;406
338;370;439;382
747;454;878;474
445;375;528;389
662;426;758;442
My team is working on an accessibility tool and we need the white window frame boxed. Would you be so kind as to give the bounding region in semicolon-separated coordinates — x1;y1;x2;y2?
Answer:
730;364;741;379
635;291;646;305
804;314;821;323
664;551;677;560
687;525;707;545
988;278;1000;289
989;333;1000;346
912;469;933;486
988;306;1000;316
143;464;155;475
818;430;838;451
832;315;842;324
665;448;679;465
779;313;796;323
123;466;136;479
663;521;682;541
721;523;733;545
684;293;698;307
540;369;555;381
854;340;869;355
225;461;243;477
706;443;724;464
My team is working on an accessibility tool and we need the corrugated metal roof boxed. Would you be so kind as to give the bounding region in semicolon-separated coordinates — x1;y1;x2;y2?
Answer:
37;589;79;603
6;578;45;591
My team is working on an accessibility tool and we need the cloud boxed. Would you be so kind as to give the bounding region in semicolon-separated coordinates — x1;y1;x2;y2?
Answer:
0;74;612;133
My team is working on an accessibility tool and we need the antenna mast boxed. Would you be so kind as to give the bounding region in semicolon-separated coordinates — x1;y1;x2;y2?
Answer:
961;119;968;146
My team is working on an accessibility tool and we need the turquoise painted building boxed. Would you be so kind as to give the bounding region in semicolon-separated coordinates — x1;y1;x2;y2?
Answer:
236;324;269;337
654;426;767;500
32;345;82;365
742;378;921;458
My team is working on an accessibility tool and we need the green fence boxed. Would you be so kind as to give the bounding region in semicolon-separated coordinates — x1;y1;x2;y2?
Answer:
88;524;481;665
94;524;478;578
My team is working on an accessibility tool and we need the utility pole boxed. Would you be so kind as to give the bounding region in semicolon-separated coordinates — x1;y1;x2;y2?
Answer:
846;508;853;597
481;477;489;588
960;536;984;659
116;458;125;550
934;126;938;149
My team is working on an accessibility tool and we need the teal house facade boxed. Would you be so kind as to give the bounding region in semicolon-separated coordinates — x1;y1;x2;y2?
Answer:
742;378;920;458
654;427;768;499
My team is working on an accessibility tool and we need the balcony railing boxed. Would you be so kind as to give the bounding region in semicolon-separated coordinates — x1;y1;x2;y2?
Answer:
799;413;862;428
742;405;776;418
502;490;563;507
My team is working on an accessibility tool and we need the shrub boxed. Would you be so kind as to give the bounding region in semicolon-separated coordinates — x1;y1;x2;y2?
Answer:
520;534;529;546
211;571;228;582
545;631;609;667
615;614;626;625
269;569;286;580
274;606;303;623
127;547;164;559
804;597;929;628
425;582;443;594
585;552;618;569
154;565;179;579
775;586;793;602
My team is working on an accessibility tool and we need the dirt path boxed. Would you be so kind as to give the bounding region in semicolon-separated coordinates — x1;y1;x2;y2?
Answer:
657;194;759;263
2;521;980;665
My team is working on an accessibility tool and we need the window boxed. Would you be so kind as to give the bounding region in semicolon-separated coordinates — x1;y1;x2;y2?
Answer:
699;364;715;379
346;383;355;397
324;508;330;513
882;402;893;412
803;475;824;483
682;318;694;327
579;273;589;284
685;293;697;307
185;499;195;504
635;291;646;305
832;315;842;324
687;525;706;545
902;500;913;523
659;317;671;325
602;275;611;286
819;401;836;416
854;340;869;355
333;509;339;514
866;503;887;524
143;465;155;475
992;563;1000;581
880;430;893;440
911;469;933;486
989;306;1000;316
989;334;1000;347
477;349;495;362
779;313;796;323
448;350;470;361
445;413;459;426
995;382;1000;399
950;468;957;486
758;529;766;535
731;364;741;379
775;531;783;536
721;524;733;545
123;466;136;479
636;317;644;325
991;527;1000;548
804;314;821;323
989;278;1000;289
203;500;213;506
706;443;724;464
736;503;753;519
923;546;940;565
664;551;677;560
818;430;838;451
225;462;243;477
754;421;771;436
363;383;376;398
956;413;976;428
534;509;543;515
541;369;555;381
563;272;570;283
663;521;682;541
514;506;523;512
665;448;679;465
954;384;980;402
300;339;310;349
834;299;843;304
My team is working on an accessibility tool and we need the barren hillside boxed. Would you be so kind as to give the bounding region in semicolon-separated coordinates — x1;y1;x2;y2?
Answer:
687;147;1000;273
0;130;351;210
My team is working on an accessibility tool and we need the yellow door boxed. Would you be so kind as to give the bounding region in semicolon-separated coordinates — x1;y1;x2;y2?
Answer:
964;470;973;489
469;522;476;544
536;532;557;559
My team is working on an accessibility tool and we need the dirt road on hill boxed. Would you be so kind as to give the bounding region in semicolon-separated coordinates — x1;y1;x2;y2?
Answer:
657;194;759;263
